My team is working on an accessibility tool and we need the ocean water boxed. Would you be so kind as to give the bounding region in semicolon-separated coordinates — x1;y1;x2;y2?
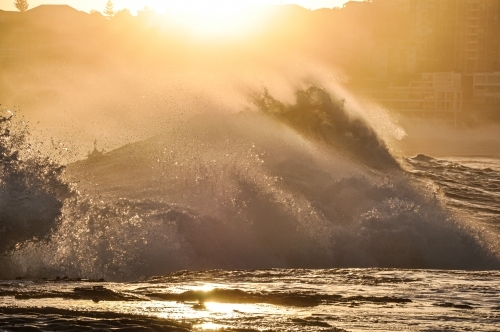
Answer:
406;155;500;230
0;87;499;331
1;268;500;331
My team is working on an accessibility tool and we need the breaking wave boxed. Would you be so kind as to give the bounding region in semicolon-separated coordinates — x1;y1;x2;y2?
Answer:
0;113;74;255
1;86;499;280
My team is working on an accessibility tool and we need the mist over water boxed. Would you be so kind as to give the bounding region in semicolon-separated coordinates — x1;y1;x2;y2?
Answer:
1;84;499;280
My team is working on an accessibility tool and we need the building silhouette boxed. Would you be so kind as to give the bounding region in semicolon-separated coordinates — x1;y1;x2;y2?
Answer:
411;0;500;75
364;0;500;124
368;72;462;126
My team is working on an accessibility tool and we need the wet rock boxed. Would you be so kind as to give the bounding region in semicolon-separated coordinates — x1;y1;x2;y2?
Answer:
147;288;411;308
454;304;474;309
0;307;191;331
432;302;474;309
0;290;16;297
73;286;137;301
147;288;322;307
13;286;142;301
192;302;206;310
344;296;412;304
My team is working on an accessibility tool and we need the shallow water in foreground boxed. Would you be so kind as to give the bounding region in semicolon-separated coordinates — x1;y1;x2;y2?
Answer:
1;268;500;331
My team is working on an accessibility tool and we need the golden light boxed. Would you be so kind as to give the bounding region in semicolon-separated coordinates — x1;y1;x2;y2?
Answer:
148;0;280;37
196;284;215;292
193;321;226;331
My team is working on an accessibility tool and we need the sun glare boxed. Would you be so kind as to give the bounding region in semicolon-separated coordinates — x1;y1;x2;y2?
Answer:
145;0;279;37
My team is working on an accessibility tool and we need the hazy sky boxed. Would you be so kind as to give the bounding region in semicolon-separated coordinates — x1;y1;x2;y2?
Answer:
0;0;351;13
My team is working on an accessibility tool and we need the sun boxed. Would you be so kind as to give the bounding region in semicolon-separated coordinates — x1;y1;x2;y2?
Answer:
145;0;280;37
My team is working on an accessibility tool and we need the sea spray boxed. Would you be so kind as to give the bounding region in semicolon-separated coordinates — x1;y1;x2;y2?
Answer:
2;87;500;280
252;86;400;170
0;112;74;261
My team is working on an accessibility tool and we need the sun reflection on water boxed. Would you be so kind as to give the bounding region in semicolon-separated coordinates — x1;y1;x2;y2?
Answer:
193;321;226;331
194;284;216;292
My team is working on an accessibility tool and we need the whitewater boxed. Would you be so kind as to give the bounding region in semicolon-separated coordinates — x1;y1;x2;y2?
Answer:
0;86;499;331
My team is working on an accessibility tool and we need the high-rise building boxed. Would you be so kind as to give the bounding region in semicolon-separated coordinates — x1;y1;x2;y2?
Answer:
411;0;500;75
367;72;463;126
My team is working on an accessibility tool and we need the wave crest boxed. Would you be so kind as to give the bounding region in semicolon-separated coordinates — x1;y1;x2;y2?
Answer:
253;86;399;170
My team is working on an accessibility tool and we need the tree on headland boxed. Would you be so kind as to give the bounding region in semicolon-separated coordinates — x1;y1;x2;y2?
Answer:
103;0;115;19
113;8;133;22
14;0;29;12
